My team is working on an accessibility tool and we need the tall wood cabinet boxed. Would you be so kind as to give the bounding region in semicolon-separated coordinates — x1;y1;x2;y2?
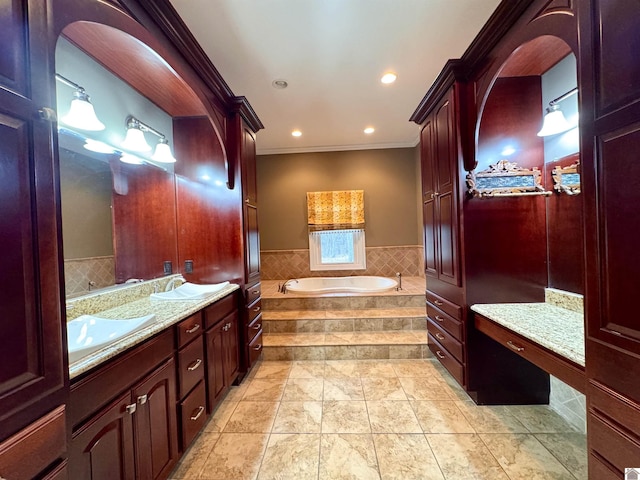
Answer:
0;1;68;477
578;0;640;475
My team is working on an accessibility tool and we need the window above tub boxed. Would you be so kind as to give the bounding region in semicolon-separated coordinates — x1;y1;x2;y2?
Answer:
309;229;366;271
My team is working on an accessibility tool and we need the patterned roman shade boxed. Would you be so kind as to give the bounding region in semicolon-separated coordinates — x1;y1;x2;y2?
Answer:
306;190;364;230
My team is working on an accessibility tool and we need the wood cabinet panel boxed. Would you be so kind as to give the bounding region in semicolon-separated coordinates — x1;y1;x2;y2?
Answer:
426;302;463;341
179;381;207;450
69;392;136;480
427;318;463;362
224;311;240;386
248;330;264;367
204;292;237;329
245;282;261;305
0;0;27;95
427;334;464;386
205;321;226;411
176;312;203;349
177;338;205;399
244;203;261;285
247;313;263;345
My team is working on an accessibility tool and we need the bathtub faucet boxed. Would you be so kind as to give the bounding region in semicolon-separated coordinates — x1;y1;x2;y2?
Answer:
278;279;298;294
396;272;402;291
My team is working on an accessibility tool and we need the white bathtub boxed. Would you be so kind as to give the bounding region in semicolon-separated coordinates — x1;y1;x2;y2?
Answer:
283;276;397;294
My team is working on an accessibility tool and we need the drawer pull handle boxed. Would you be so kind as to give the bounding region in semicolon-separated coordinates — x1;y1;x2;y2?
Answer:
507;340;525;353
435;350;446;360
251;290;259;295
190;406;205;421
125;403;137;415
435;315;445;323
434;300;444;306
435;333;445;341
188;358;202;371
253;324;262;330
185;324;201;334
253;344;262;351
253;306;261;312
137;394;148;405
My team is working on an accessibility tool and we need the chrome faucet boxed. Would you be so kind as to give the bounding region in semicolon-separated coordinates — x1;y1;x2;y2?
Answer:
396;272;403;291
165;275;186;292
278;279;298;294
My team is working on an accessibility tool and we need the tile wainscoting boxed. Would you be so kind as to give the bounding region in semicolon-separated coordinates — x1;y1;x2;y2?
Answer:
64;255;115;297
260;245;424;280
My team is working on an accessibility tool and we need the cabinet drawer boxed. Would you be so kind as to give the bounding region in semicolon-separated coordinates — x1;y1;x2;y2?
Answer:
589;411;640;474
176;312;203;348
246;282;261;305
248;330;263;367
427;318;463;362
428;333;464;386
178;338;205;399
179;381;207;450
247;313;263;344
0;406;66;480
205;293;237;329
426;291;462;320
247;298;262;324
426;303;463;341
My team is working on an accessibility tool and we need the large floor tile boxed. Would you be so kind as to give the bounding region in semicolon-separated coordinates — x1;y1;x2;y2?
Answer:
272;401;323;433
426;433;509;480
319;434;380;480
289;361;326;378
322;401;371;433
361;377;406;401
242;378;286;402
399;376;452;400
390;360;440;377
323;377;365;401
535;433;588;479
253;361;292;379
324;360;361;377
170;431;220;479
258;433;320;480
356;361;397;378
223;401;279;433
198;432;269;480
480;433;575;480
410;400;475;434
282;377;324;401
506;405;579;433
374;433;444;480
455;401;529;433
366;401;422;433
204;400;238;433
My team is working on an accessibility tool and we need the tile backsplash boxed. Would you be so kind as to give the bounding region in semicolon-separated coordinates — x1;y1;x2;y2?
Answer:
260;245;424;280
64;256;115;297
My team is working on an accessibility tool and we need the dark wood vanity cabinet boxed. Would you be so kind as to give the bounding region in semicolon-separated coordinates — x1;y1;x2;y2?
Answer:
578;0;640;473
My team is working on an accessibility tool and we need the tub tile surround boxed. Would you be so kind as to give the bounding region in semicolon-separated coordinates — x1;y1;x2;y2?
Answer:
169;359;587;480
260;245;424;280
65;275;240;378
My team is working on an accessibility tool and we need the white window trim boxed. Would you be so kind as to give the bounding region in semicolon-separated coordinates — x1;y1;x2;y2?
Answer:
309;228;366;271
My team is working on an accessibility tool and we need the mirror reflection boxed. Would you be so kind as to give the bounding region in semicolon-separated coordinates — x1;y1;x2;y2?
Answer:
475;35;583;294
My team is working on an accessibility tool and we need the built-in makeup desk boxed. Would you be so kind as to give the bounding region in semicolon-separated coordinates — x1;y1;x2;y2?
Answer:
471;292;585;394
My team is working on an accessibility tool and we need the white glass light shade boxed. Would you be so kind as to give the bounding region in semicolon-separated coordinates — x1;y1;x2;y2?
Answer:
61;91;105;131
121;126;151;152
120;153;145;165
537;106;573;137
151;140;176;163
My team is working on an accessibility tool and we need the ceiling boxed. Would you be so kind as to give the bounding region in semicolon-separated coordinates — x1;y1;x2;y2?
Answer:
168;0;502;155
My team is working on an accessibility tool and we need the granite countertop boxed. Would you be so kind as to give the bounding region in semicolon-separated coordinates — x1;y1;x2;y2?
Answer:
470;302;585;367
68;283;240;379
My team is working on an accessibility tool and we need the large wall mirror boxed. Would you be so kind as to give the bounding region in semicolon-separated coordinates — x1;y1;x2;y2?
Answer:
56;22;216;298
472;34;584;296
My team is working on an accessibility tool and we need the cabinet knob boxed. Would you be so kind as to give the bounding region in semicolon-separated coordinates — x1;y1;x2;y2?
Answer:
226;322;232;329
187;358;203;371
431;192;440;199
125;403;137;415
245;198;250;204
137;394;148;405
185;324;201;334
190;406;205;421
38;107;57;122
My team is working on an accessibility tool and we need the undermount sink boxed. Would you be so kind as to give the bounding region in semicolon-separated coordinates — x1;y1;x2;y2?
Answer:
67;314;156;363
150;281;230;301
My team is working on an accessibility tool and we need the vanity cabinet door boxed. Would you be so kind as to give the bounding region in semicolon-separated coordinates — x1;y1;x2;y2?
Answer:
0;0;67;443
132;359;178;480
68;392;136;480
205;321;226;411
223;311;240;387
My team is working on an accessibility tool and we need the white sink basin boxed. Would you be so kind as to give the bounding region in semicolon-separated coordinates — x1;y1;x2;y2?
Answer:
67;314;156;363
150;281;230;301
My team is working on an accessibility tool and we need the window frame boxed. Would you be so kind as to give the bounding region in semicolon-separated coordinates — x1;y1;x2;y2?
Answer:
309;228;366;271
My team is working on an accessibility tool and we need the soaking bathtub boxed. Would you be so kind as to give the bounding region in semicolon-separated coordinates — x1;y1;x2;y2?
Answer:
283;276;397;294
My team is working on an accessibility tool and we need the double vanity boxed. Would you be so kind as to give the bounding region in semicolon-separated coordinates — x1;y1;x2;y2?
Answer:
65;275;247;479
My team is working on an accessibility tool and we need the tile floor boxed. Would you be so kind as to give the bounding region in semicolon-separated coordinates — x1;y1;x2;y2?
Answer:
170;359;587;480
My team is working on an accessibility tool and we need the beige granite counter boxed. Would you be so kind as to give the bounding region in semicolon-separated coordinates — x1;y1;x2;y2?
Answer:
68;283;240;379
470;302;585;367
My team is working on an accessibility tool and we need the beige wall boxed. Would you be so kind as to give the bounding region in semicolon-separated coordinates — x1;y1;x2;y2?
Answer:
257;147;420;250
414;144;423;247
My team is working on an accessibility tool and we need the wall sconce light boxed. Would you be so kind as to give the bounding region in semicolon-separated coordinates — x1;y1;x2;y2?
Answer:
537;87;578;137
55;73;105;131
121;115;176;163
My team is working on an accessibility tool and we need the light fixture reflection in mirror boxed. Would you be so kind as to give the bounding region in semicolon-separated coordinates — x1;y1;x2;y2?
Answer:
84;139;116;154
120;153;145;165
537;87;578;137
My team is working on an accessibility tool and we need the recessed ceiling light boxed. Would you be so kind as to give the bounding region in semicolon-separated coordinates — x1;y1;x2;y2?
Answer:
381;72;397;84
291;130;302;137
364;127;375;134
272;79;288;89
